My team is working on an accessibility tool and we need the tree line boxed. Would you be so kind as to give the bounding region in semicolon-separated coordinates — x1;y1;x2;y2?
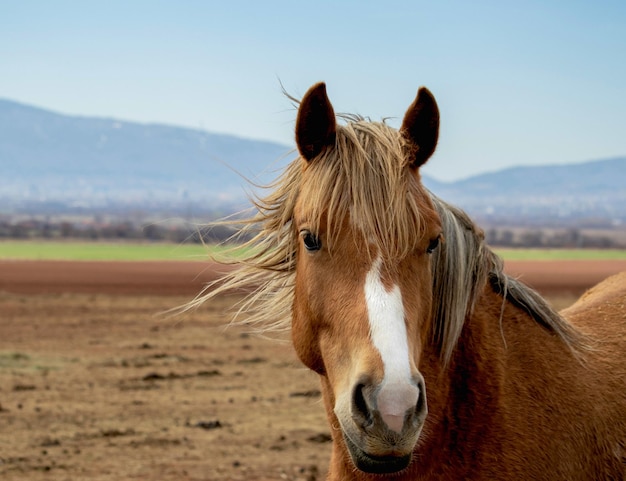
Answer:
0;218;241;244
0;218;623;249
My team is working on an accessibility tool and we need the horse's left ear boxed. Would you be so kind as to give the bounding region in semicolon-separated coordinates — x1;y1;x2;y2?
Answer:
400;87;440;168
296;82;336;162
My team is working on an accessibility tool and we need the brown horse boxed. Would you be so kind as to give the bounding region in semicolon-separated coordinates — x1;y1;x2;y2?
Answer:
193;83;626;479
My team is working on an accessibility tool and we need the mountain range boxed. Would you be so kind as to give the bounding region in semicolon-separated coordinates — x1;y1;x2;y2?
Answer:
1;98;624;224
0;98;292;214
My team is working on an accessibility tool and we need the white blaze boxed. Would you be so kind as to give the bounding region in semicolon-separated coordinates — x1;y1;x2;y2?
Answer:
364;256;418;433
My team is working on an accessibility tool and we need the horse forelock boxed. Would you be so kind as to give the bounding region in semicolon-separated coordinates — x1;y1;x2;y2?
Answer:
297;119;440;261
183;118;435;330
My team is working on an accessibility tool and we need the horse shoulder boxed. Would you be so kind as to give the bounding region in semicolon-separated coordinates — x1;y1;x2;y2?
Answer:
559;271;626;475
560;270;626;337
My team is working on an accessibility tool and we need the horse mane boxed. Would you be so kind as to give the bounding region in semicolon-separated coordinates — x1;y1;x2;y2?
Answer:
429;195;587;363
184;118;586;362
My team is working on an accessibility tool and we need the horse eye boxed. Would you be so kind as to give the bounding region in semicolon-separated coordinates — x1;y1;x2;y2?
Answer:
302;231;322;251
426;236;440;254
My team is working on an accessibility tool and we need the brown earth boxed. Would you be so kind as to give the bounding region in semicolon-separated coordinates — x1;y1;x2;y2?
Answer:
1;260;625;480
2;259;625;298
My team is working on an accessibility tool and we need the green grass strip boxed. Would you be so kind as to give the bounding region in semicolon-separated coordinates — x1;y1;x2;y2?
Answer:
0;241;241;261
0;241;624;262
494;248;626;261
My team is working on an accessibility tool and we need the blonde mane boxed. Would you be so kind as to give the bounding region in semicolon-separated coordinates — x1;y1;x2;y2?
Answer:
429;196;585;363
186;117;585;361
185;119;431;328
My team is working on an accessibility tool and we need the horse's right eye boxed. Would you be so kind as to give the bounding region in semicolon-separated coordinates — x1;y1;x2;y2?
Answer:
301;231;322;252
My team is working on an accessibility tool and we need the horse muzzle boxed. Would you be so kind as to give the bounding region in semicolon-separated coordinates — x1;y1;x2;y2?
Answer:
336;373;428;474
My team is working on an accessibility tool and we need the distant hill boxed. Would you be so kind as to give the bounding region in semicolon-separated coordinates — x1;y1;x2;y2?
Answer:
0;98;292;214
1;98;624;224
422;157;626;224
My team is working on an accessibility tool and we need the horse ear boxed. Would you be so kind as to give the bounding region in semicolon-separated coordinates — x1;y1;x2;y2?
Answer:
296;82;336;161
400;87;440;168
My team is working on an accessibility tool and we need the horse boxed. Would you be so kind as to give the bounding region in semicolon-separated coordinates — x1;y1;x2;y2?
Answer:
193;83;626;479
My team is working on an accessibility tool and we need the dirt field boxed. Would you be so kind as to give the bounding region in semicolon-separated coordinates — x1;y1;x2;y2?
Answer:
1;259;625;480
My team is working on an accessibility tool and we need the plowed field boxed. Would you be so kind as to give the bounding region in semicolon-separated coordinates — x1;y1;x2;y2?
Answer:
1;260;624;480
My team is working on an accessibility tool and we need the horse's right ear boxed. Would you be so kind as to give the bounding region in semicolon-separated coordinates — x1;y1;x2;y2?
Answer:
296;82;336;161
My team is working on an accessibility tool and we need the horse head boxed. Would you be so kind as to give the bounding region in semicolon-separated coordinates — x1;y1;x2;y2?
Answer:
291;82;441;474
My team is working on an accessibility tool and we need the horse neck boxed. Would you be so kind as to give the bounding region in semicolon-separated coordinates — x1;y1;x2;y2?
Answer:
402;285;511;478
412;284;586;479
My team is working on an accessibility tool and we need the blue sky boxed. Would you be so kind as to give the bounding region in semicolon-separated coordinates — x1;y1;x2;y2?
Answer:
2;1;625;181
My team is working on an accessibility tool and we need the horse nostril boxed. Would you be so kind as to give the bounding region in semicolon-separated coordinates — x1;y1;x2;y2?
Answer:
414;378;427;420
352;383;373;428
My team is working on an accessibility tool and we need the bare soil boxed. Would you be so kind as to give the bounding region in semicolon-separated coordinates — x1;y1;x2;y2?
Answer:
0;259;624;480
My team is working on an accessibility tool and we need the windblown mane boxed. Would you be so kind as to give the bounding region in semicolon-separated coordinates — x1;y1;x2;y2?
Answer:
429;196;586;362
185;118;585;362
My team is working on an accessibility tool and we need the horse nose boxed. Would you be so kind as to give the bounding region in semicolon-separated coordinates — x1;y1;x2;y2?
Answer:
351;375;427;434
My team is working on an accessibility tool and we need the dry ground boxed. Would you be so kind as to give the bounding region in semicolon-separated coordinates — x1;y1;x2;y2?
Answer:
1;259;625;480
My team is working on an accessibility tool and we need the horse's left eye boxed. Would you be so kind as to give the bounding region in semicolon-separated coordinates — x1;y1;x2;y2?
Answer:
302;232;322;251
426;236;440;254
